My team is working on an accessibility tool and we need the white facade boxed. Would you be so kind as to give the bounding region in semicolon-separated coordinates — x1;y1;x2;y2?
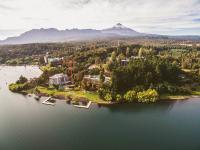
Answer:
48;57;63;64
43;53;63;64
88;64;100;70
83;75;111;83
44;52;49;64
49;74;69;86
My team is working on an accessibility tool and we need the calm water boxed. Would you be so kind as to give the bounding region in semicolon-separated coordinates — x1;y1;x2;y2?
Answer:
0;66;200;150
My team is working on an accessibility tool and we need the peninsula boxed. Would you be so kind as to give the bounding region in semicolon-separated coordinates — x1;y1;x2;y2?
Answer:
6;37;200;104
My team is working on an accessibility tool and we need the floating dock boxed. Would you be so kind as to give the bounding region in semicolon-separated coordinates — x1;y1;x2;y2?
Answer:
42;97;55;106
73;101;92;109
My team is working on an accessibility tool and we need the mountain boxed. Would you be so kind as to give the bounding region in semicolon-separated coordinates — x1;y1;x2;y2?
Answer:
0;24;145;45
102;23;143;36
0;23;200;45
0;28;103;45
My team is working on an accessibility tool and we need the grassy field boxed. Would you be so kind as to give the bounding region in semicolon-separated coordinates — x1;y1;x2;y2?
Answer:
191;86;200;95
36;86;200;102
160;85;200;101
35;86;109;104
160;94;190;101
40;65;53;71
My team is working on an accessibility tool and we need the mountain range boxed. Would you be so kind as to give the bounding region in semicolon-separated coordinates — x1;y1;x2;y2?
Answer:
0;23;200;45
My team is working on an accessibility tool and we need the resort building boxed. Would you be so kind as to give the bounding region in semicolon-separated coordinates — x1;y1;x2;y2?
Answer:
130;56;145;60
121;56;145;66
121;59;130;66
48;57;63;63
83;75;111;88
44;52;49;64
88;64;100;70
44;53;63;66
49;73;69;86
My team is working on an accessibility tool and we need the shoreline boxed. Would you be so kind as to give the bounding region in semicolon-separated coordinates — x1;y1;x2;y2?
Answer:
6;65;200;105
19;88;200;106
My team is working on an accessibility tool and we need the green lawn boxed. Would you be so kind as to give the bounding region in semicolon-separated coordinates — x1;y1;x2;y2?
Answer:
35;86;108;104
191;86;200;95
160;86;200;101
160;94;190;101
40;65;53;72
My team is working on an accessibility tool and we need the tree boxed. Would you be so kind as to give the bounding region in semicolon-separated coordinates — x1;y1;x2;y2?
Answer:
137;89;159;103
95;57;101;64
100;71;105;83
126;47;130;58
138;48;143;57
104;93;112;101
116;94;123;102
117;53;126;63
39;56;45;65
124;90;137;102
53;84;59;90
16;75;28;84
111;51;117;62
89;68;100;75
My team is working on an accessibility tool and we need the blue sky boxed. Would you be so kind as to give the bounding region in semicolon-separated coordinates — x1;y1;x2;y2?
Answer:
0;0;200;39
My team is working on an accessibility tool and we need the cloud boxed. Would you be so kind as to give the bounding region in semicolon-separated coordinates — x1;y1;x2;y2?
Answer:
59;0;92;8
193;18;200;22
1;0;200;39
0;4;12;10
0;29;25;40
23;17;49;21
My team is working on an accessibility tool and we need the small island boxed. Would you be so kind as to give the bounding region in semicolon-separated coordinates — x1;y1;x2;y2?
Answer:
7;42;200;105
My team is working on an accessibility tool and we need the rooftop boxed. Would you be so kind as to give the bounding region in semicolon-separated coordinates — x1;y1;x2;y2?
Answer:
50;73;67;79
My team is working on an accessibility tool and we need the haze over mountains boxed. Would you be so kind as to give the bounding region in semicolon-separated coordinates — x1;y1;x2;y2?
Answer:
0;23;200;45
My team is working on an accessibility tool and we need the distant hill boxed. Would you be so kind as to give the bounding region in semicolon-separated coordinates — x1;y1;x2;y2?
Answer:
0;23;200;45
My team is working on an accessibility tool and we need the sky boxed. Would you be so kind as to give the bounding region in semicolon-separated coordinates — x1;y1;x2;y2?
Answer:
0;0;200;40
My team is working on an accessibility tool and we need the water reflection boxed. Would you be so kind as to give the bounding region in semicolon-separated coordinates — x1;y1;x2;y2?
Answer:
1;66;200;150
100;101;177;114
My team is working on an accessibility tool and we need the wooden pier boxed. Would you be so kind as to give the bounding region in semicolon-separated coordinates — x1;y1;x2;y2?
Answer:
42;97;55;106
73;101;92;109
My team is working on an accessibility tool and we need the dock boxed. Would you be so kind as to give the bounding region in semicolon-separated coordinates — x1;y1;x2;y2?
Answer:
73;101;92;109
42;97;55;106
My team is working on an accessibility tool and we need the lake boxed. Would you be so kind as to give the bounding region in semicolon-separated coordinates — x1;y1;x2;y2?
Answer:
0;66;200;150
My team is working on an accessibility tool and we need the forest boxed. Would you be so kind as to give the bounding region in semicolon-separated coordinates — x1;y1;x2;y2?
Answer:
5;40;200;103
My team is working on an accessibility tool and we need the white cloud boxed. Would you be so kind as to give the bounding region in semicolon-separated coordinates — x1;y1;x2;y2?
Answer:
0;0;200;39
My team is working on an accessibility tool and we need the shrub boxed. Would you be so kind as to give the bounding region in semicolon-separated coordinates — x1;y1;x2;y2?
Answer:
104;93;112;101
137;89;159;103
116;94;123;102
89;68;100;75
53;84;59;90
16;75;28;84
9;83;31;92
98;84;112;99
124;90;137;102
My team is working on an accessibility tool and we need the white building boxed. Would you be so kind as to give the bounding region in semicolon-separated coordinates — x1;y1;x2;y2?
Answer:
121;59;130;66
49;73;69;86
44;52;49;64
83;75;111;84
88;64;100;70
48;57;63;64
43;52;63;64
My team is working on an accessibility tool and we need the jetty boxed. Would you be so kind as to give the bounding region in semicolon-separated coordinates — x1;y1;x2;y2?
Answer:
73;101;92;109
42;97;55;106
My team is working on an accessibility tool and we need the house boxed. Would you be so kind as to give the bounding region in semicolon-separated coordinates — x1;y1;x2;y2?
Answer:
121;56;145;66
88;64;100;70
49;73;69;86
121;59;130;66
83;75;111;88
44;52;49;64
130;56;145;60
44;53;63;66
48;58;63;66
